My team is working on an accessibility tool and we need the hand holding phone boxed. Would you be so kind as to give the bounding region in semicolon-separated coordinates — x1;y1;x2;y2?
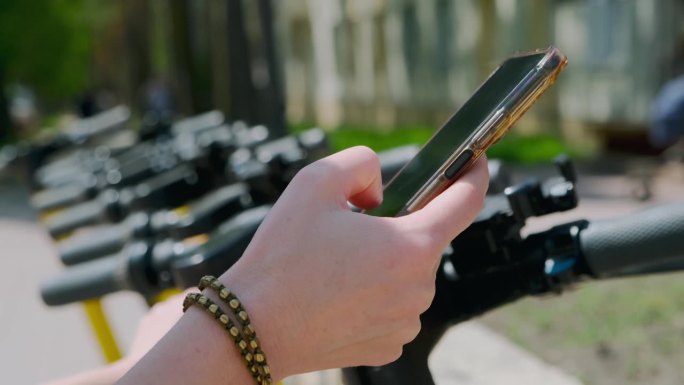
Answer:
365;46;567;217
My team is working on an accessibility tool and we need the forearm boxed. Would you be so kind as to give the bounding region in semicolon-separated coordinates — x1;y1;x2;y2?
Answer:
42;360;132;385
117;306;258;385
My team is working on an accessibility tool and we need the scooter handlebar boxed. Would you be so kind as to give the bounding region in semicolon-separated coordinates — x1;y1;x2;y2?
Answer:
580;201;684;278
40;253;129;306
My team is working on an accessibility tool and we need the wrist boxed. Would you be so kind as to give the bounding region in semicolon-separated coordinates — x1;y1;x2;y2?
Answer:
218;262;298;380
119;284;279;384
184;307;261;383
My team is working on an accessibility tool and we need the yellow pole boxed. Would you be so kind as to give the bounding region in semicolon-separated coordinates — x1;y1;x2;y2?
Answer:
83;282;282;385
151;288;183;303
83;299;122;363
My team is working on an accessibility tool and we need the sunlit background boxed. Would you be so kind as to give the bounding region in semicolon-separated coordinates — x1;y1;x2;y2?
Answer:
2;0;683;155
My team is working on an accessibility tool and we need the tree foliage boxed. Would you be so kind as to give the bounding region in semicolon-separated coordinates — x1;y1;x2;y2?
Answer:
0;0;94;99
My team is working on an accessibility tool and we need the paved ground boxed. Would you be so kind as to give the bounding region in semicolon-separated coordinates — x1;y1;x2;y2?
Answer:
1;158;682;384
285;322;583;385
0;176;147;384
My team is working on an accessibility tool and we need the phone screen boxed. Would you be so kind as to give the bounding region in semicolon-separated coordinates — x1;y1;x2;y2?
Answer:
365;51;549;217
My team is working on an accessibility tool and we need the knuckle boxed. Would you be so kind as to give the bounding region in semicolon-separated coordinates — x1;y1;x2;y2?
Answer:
387;346;404;363
433;226;455;246
368;347;403;366
364;350;386;367
401;233;433;258
397;314;423;340
351;145;378;163
417;229;444;252
401;232;443;266
403;318;423;343
413;284;435;314
404;291;427;314
421;220;457;248
348;146;381;176
293;162;331;185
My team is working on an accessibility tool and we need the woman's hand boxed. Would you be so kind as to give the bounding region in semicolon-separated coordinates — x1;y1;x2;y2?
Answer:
119;146;488;385
220;146;488;378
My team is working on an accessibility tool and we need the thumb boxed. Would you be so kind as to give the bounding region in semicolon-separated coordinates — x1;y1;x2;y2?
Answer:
298;146;383;209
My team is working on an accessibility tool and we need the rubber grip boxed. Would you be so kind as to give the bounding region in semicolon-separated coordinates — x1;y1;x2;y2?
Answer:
77;105;131;139
58;224;130;265
31;184;89;211
46;200;104;237
171;205;271;288
40;253;129;306
580;202;684;277
171;110;225;136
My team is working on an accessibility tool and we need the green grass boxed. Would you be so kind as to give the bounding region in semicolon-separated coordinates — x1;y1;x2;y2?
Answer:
489;133;581;163
329;126;433;153
290;121;585;164
482;274;684;384
488;276;684;347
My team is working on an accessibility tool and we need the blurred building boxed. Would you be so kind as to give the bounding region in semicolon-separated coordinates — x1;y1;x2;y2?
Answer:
9;0;681;144
276;0;684;140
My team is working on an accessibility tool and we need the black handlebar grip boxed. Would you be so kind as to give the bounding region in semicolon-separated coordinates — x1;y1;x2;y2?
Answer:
58;224;131;265
75;105;131;139
45;200;106;238
40;253;129;306
171;205;271;289
580;202;684;278
171;110;225;137
31;183;92;212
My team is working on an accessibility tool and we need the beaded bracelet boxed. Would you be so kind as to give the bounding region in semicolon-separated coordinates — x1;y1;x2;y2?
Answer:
198;275;273;384
182;292;263;382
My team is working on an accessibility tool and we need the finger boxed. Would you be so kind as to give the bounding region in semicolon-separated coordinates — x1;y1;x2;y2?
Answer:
405;157;489;244
302;146;383;207
321;318;423;368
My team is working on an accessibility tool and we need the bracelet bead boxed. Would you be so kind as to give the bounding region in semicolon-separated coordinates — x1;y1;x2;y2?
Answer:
198;275;273;385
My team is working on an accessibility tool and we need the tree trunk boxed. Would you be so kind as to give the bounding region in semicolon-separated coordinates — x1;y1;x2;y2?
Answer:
477;0;497;80
255;0;286;136
0;64;12;142
226;0;258;124
123;0;152;112
186;0;213;113
169;0;195;114
208;0;232;116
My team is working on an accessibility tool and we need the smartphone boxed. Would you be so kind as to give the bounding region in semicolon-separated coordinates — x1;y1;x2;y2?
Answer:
365;46;567;217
